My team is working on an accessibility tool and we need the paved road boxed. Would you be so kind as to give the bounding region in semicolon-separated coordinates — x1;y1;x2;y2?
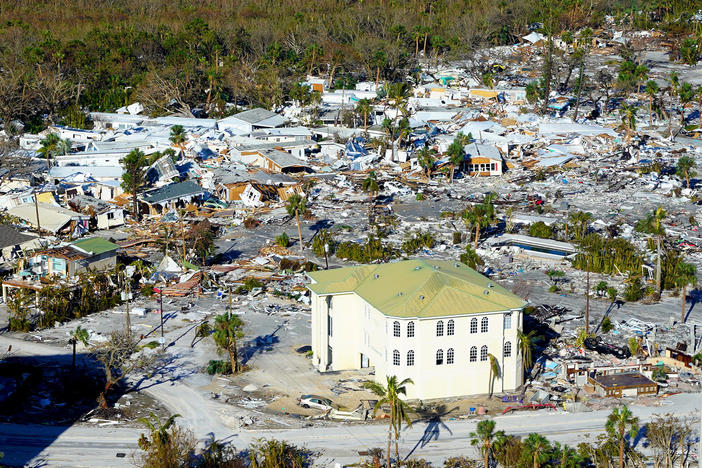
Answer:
1;334;700;467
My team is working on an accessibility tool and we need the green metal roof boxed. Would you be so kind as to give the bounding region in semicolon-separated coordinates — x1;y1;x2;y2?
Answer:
71;237;119;255
307;259;526;318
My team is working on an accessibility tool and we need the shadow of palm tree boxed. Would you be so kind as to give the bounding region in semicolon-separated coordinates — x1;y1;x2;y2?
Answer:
405;404;456;459
239;324;284;365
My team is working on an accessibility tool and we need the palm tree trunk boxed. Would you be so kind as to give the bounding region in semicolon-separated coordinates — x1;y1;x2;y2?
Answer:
450;164;455;183
649;97;653;125
682;284;687;324
655;236;662;293
229;346;237;374
474;224;480;249
619;438;624;468
296;212;303;252
72;341;76;369
484;448;489;468
132;191;139;221
534;452;538;468
387;421;392;468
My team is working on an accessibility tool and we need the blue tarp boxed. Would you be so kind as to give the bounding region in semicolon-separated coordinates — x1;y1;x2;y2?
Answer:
345;137;368;159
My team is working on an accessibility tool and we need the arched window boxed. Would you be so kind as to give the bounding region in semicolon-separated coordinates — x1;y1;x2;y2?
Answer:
436;349;444;365
436;320;444;337
504;313;512;329
393;321;400;337
504;341;512;357
481;317;489;333
470;318;478;334
407;350;415;366
447;319;455;336
407;321;415;338
469;346;477;362
447;348;455;364
393;349;400;366
480;345;488;361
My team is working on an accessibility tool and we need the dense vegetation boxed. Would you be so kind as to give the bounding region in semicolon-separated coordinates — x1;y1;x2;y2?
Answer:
0;0;700;131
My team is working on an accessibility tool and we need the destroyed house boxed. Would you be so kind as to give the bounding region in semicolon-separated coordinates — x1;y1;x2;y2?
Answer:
307;259;526;400
31;237;119;278
140;180;205;215
253;149;311;174
217;108;286;134
0;225;40;261
463;143;503;176
588;372;657;398
7;202;90;234
67;194;124;230
214;168;301;204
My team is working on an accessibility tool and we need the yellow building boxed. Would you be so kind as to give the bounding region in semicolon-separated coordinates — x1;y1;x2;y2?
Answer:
307;259;526;400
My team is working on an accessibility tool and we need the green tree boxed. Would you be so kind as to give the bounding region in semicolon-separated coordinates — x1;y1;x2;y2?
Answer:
674;261;697;324
522;433;551;468
675;155;696;189
635;207;666;293
213;311;244;373
517;329;536;380
446;132;468;184
620;104;638;141
470;419;498;468
356;98;373;134
462;192;496;249
169;124;186;146
416;146;436;177
285;194;307;253
680;38;699;66
679;82;695;124
645;80;659;125
605;406;639;468
362;171;380;223
364;375;414;468
528;221;552;239
37;133;70;171
69;325;89;370
121;149;148;221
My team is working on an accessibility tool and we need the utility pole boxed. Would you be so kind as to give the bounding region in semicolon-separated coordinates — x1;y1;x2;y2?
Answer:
125;275;131;339
160;288;164;348
324;243;329;270
33;192;42;236
228;286;232;313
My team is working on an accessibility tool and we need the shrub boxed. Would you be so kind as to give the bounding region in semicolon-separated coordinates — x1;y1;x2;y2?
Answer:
275;232;290;247
206;360;232;375
528;221;552;238
416;192;425;201
141;285;155;297
460;246;484;270
336;236;398;263
402;231;435;254
453;231;462;245
601;316;614;333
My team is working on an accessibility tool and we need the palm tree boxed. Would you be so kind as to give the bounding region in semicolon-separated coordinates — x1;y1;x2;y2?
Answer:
635;207;666;293
676;155;697;189
487;353;500;399
674;261;697;324
517;329;536;381
362;171;380;223
37;133;61;171
285;194;307;253
69;325;89;370
137;412;182;450
364;376;414;468
470;419;497;468
645;80;659;125
121;149;147;221
462;192;497;249
605;406;639;468
212;312;244;373
523;433;551;468
169;125;186;147
679;82;695;125
356;99;373;134
416;146;436;178
383;82;411;161
446;132;468;184
568;211;592;241
620;104;637;142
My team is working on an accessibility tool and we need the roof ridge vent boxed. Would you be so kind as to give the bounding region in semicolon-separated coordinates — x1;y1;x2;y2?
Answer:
374;274;380;279
419;295;425;300
487;282;494;288
398;291;403;296
414;266;422;270
433;265;440;269
483;290;490;295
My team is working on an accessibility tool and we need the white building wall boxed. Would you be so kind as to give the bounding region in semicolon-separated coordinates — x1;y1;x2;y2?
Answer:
311;289;523;401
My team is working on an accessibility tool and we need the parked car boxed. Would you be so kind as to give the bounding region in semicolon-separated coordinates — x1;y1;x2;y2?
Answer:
298;394;332;410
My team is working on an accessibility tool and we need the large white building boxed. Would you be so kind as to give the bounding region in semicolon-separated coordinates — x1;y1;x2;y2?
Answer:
307;259;527;400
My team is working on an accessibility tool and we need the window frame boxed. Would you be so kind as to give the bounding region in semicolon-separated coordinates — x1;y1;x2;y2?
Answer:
447;348;455;364
436;349;444;365
504;341;512;357
470;318;478;334
393;321;400;337
436;320;444;337
480;345;488;361
469;346;477;362
447;319;455;336
392;349;400;366
407;350;415;366
407;321;415;338
481;317;489;333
